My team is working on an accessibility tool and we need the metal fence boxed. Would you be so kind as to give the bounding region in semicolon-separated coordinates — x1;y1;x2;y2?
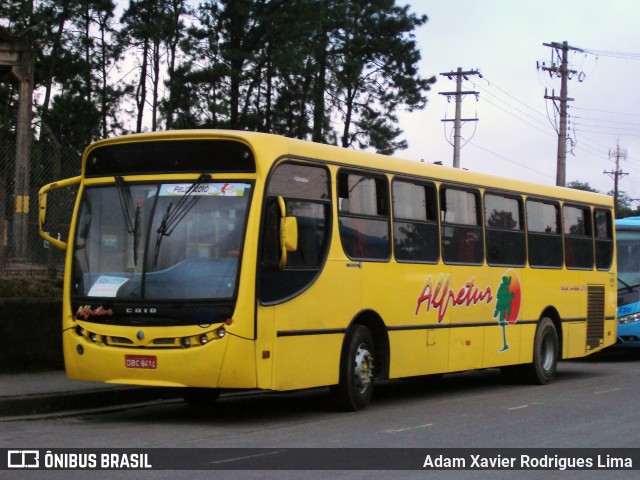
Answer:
1;136;81;277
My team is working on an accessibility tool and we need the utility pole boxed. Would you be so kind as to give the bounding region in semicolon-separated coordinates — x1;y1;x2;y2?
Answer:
439;68;480;168
540;41;583;187
604;142;628;214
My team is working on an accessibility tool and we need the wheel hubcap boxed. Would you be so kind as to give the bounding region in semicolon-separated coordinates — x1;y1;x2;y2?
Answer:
540;333;555;371
354;343;374;393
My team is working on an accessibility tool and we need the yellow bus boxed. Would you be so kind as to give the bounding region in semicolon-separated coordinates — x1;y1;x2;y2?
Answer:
39;130;617;410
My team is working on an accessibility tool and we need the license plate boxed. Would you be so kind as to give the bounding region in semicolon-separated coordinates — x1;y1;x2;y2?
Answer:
125;355;157;369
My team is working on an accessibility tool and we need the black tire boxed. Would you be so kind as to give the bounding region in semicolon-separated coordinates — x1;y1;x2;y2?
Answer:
522;317;559;385
183;388;221;408
331;325;375;411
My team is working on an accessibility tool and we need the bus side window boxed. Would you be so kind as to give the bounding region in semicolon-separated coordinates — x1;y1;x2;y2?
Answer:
338;171;390;261
526;199;563;268
392;179;439;263
563;204;594;269
594;208;613;270
259;162;331;304
484;192;525;267
440;186;483;265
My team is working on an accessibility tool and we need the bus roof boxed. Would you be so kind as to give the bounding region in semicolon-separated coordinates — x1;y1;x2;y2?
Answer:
85;129;613;208
616;216;640;228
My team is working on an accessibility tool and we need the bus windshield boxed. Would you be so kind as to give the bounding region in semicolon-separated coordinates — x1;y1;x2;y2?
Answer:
72;181;252;301
617;229;640;289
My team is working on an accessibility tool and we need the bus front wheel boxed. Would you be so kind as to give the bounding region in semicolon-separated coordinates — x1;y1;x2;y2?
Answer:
523;317;559;385
331;325;375;411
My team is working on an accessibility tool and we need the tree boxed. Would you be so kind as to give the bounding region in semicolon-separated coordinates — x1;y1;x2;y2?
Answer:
39;0;128;149
3;0;434;151
607;189;638;219
120;0;155;132
35;0;78;141
120;0;186;132
329;0;435;154
183;1;231;127
162;0;191;129
217;0;267;129
259;0;324;138
566;180;599;193
93;0;129;138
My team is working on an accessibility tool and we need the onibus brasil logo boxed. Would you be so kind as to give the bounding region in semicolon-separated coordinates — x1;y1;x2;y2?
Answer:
415;269;521;352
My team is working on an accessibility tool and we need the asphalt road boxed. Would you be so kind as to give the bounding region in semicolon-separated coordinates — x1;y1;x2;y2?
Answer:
2;348;639;480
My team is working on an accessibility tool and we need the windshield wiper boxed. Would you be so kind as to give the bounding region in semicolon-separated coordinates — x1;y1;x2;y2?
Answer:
115;176;136;233
115;176;140;266
153;173;211;266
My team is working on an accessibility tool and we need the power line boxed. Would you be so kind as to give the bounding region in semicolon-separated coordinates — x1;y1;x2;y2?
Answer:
582;48;640;61
476;75;548;120
574;128;640;138
573;116;640;129
477;94;553;136
572;106;640;118
466;140;555;179
465;79;551;133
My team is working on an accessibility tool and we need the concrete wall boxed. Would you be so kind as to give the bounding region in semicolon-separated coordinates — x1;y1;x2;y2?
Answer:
0;299;63;372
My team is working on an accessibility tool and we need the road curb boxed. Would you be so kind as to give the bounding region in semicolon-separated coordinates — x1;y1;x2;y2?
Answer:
0;387;183;418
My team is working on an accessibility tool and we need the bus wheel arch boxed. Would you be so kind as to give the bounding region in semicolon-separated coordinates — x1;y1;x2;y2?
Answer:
540;306;563;358
331;310;389;411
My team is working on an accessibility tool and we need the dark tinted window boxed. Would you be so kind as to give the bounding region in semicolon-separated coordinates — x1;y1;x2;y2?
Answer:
392;180;439;263
440;187;483;264
86;140;256;177
594;209;613;270
527;199;562;268
338;172;390;260
563;205;594;269
484;193;525;266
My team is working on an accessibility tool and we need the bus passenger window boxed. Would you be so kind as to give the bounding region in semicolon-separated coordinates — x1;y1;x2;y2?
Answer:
563;205;594;269
392;180;439;263
338;171;390;261
594;209;613;270
484;193;525;266
526;199;562;268
440;187;483;265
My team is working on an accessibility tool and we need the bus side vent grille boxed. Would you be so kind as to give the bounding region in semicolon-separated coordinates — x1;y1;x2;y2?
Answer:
586;285;605;350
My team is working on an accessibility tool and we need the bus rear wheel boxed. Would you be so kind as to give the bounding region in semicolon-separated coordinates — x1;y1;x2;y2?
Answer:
331;325;375;411
523;317;559;385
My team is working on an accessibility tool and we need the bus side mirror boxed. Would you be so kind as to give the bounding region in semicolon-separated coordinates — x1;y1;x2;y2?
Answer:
38;176;82;251
277;196;298;270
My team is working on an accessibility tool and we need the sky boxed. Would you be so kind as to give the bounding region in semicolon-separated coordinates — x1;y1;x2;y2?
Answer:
398;0;640;201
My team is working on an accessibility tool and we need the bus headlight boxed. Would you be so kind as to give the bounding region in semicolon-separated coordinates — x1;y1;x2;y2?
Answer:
216;327;226;339
618;313;640;324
